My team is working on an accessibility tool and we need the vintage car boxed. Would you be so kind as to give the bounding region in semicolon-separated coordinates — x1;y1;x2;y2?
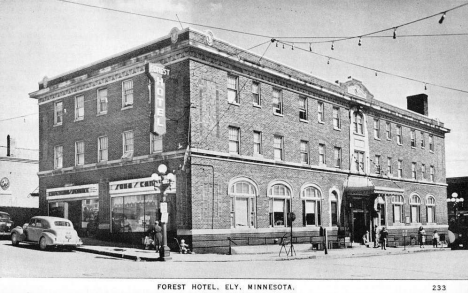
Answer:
0;211;14;236
11;216;82;250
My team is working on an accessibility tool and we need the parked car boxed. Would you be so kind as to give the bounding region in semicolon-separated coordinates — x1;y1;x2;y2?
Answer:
10;216;82;250
0;211;14;236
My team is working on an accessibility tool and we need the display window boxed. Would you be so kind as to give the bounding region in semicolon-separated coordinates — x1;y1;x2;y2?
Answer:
111;194;159;233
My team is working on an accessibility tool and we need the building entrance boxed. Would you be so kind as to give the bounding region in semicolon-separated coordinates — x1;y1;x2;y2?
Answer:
352;211;366;243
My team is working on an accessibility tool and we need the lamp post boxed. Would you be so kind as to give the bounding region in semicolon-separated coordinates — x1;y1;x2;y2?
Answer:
447;192;464;220
152;164;175;261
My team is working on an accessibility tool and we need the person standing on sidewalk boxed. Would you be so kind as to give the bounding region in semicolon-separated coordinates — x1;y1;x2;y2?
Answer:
380;227;388;250
154;221;163;252
418;226;426;248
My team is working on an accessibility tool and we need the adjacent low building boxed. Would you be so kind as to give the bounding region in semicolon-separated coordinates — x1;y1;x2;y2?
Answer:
29;28;450;253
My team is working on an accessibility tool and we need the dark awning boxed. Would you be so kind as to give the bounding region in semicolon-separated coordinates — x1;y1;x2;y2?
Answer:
344;176;404;196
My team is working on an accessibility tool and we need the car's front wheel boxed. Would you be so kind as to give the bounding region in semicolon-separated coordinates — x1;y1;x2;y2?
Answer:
11;233;19;246
39;237;48;250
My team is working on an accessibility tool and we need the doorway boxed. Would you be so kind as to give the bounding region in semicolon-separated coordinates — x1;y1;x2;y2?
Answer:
353;211;366;243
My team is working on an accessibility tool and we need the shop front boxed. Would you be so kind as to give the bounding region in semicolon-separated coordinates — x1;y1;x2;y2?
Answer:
46;184;99;236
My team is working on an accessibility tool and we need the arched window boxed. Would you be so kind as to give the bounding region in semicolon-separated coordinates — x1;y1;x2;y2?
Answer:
353;112;364;135
229;179;258;228
330;190;339;226
391;195;404;224
426;195;436;223
409;194;421;223
301;185;322;227
268;182;292;227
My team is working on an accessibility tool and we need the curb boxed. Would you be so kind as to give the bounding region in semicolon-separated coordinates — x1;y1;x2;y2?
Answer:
76;247;160;262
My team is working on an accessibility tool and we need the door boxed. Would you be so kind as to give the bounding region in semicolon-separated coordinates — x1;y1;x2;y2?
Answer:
67;200;82;231
353;211;366;243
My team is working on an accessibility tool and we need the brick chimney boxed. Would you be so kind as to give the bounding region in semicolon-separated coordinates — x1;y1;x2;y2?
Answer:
407;94;428;116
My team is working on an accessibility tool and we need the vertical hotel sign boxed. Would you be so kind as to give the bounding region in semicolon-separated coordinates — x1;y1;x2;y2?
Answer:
146;63;170;135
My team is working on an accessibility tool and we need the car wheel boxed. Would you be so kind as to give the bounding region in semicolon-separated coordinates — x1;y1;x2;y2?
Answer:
11;233;19;246
39;237;48;251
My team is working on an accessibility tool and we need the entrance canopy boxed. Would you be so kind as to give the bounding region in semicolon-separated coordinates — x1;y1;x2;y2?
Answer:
344;176;404;196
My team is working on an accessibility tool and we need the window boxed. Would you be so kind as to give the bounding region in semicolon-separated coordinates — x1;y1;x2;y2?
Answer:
374;155;381;174
354;150;365;172
330;191;339;226
269;183;291;227
319;144;326;166
421;164;426;180
420;132;425;148
426;196;436;223
301;185;322;226
392;195;404;223
122;79;134;107
54;101;63;125
429;135;434;151
111;194;158;233
410;194;421;223
98;136;108;162
353;112;364;134
227;75;239;104
122;131;134;157
377;201;386;226
252;81;261;106
374;118;380;139
430;165;435;182
386;122;392;140
333;107;341;129
300;141;309;164
151;133;163;153
387;157;393;176
253;131;262;155
299;96;308;120
317;102;324;122
273;135;284;161
229;180;257;228
54;145;63;169
272;89;283;115
75;95;84;121
410;130;416;147
75;141;84;166
396;125;402;144
411;162;417;179
97;88;108;114
229;127;240;154
398;160;403;178
334;147;342;169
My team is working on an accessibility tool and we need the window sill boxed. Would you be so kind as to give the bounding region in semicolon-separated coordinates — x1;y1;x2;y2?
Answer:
334;127;342;131
53;123;62;127
97;112;107;116
397;143;403;146
386;138;392;141
121;105;133;111
374;137;381;141
411;146;416;149
273;112;284;117
228;102;240;106
318;120;324;125
429;150;434;154
353;132;365;137
74;118;84;122
253;104;261;108
299;119;309;123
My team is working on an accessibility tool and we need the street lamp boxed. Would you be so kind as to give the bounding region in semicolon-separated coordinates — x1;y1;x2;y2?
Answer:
447;192;464;219
152;164;175;261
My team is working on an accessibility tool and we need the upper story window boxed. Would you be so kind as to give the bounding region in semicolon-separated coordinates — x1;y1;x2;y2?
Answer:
398;160;403;178
420;132;425;148
227;75;239;104
301;185;322;227
273;135;284;161
334;147;342;169
373;118;380;139
299;96;308;120
229;179;257;228
353;112;364;135
122;79;134;107
392;195;405;223
75;95;84;121
300;140;309;164
268;183;292;227
252;81;261;106
151;133;163;154
319;143;326;166
409;194;421;223
429;135;434;152
421;164;426;180
54;101;63;125
410;130;416;147
430;165;435;182
253;131;262;155
122;130;134;157
75;141;84;166
411;162;417;179
374;155;381;174
385;121;392;140
272;89;283;115
396;125;402;145
229;127;240;154
317;102;324;122
354;150;365;172
98;136;108;162
426;196;436;223
333;107;341;129
97;88;108;114
54;145;63;169
387;157;393;176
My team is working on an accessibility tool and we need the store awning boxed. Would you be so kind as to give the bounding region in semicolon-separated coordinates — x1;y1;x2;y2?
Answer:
344;176;404;196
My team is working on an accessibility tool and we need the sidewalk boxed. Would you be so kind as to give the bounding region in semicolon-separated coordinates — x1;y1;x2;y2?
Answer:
75;238;450;262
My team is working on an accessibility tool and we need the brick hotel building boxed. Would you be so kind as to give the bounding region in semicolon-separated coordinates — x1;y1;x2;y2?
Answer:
29;28;450;253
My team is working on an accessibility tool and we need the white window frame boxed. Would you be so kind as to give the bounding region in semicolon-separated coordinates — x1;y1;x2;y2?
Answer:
98;136;108;162
398;160;403;178
150;133;163;154
333;107;341;130
410;130;416;147
374;118;380;139
354;150;365;173
430;165;435;182
301;184;322;227
299;96;308;121
420;132;425;149
387;157;393;177
334;147;342;169
300;140;309;164
227;75;239;104
75;141;84;166
122;130;134;156
272;89;283;115
391;195;404;224
411;162;417;179
252;81;261;106
319;143;326;166
122;79;134;108
353;112;364;135
229;178;258;229
317;101;324;122
396;125;402;145
54;145;63;169
273;135;284;161
229;127;240;154
253;131;262;155
409;194;421;224
375;155;381;174
268;181;293;228
386;121;392;140
426;195;436;223
329;189;340;227
97;88;108;114
75;95;84;121
54;100;63;125
421;164;426;180
429;135;434;152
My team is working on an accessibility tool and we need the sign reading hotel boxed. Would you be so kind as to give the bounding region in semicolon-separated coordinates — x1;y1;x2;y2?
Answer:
46;184;99;200
146;63;170;135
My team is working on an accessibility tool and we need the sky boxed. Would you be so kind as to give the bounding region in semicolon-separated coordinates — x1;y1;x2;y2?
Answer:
1;0;467;177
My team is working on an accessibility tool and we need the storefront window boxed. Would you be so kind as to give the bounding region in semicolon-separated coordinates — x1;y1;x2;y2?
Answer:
229;180;257;228
82;199;99;222
301;185;322;226
268;182;292;227
392;195;404;224
49;202;65;218
111;194;159;233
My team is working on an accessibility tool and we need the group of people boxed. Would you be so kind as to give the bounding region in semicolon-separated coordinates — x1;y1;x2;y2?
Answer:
362;225;441;249
143;221;191;254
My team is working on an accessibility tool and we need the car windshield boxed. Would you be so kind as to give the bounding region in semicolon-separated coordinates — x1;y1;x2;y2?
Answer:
0;214;10;220
54;221;71;227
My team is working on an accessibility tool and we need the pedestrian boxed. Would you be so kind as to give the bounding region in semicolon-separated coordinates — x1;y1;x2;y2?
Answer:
154;221;163;252
362;230;370;248
373;225;380;248
418;226;426;248
380;227;388;250
432;230;440;248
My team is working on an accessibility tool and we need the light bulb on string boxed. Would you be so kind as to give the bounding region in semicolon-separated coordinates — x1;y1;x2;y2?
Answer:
439;13;446;24
327;58;330;65
292;43;294;50
331;42;334;50
424;83;427;91
393;27;397;39
358;37;362;46
309;43;312;52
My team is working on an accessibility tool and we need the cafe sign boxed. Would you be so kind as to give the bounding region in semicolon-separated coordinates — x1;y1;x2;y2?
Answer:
110;177;176;197
46;184;99;200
